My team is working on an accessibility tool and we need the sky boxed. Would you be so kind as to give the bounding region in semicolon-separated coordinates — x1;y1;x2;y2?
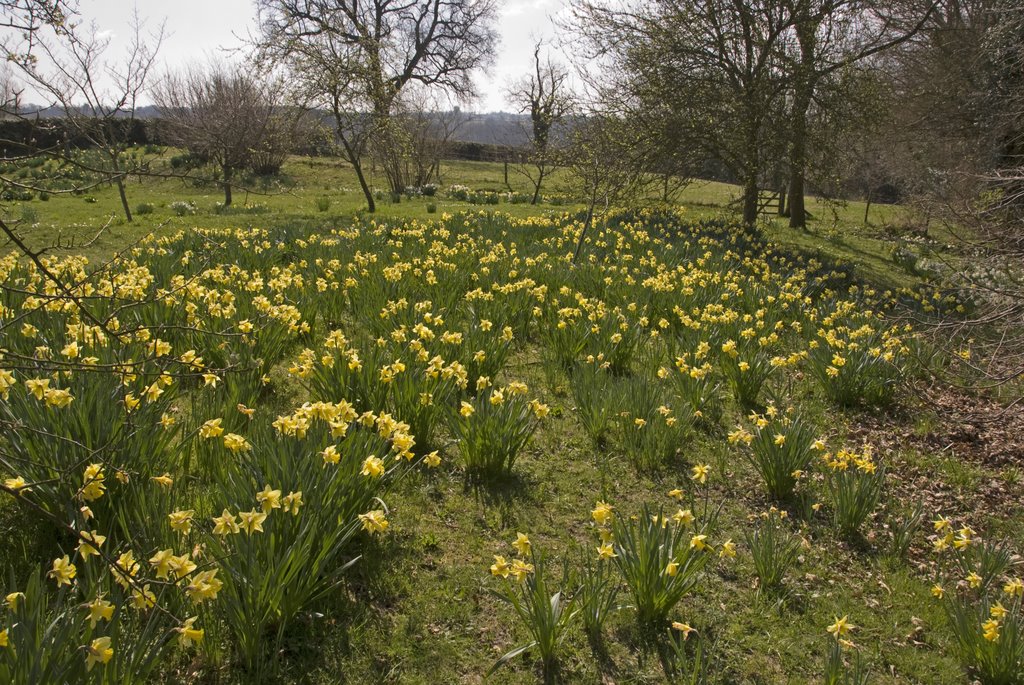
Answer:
76;0;573;113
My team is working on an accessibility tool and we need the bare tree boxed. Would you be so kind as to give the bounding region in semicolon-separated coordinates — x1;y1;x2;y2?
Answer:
256;0;498;212
571;0;794;227
506;41;573;204
561;115;649;262
388;87;470;190
779;0;936;229
0;0;71;37
2;9;163;222
155;63;297;206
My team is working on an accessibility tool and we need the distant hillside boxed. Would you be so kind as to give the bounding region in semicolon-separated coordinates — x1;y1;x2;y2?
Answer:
14;105;533;147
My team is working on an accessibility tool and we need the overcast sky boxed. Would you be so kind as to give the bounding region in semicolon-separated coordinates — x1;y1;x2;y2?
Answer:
79;0;572;113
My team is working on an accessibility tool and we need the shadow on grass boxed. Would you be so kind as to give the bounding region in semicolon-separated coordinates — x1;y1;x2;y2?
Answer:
463;470;536;509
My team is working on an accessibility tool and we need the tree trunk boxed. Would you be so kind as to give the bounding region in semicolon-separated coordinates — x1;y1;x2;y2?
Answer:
789;19;817;231
115;176;133;223
573;198;596;263
742;174;759;227
663;174;670;203
353;157;376;212
338;133;374;213
531;165;545;205
334;106;376;213
222;165;233;207
108;151;132;222
787;89;810;229
777;183;787;216
863;188;872;225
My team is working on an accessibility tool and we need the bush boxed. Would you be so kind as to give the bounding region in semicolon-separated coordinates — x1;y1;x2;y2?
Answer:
426;202;437;214
315;196;331;212
135;202;155;216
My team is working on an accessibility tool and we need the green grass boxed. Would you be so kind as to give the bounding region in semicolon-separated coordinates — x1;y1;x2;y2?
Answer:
2;150;954;295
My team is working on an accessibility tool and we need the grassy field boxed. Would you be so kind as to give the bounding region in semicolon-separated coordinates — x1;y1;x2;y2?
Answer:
4;152;946;293
1;155;1020;685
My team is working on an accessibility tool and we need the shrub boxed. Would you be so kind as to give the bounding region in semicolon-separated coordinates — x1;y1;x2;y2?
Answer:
426;202;437;214
135;202;155;215
315;196;331;212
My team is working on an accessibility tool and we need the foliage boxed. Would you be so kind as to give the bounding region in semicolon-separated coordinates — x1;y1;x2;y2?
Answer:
610;504;714;627
743;508;801;593
730;406;819;501
488;541;577;679
822;445;886;537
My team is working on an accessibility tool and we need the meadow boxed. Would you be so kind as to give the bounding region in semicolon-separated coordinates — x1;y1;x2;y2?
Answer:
0;154;1020;684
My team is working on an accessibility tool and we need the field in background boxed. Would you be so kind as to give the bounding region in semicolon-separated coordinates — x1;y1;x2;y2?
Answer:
4;152;950;293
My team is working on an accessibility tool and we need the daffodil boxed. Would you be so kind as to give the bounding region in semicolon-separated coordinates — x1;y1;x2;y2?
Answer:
827;615;853;638
359;509;388;534
592;501;614;526
490;555;511;578
361;456;385;478
49;555;76;586
85;636;113;670
177;616;205;647
239;509;268;535
85;597;114;627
